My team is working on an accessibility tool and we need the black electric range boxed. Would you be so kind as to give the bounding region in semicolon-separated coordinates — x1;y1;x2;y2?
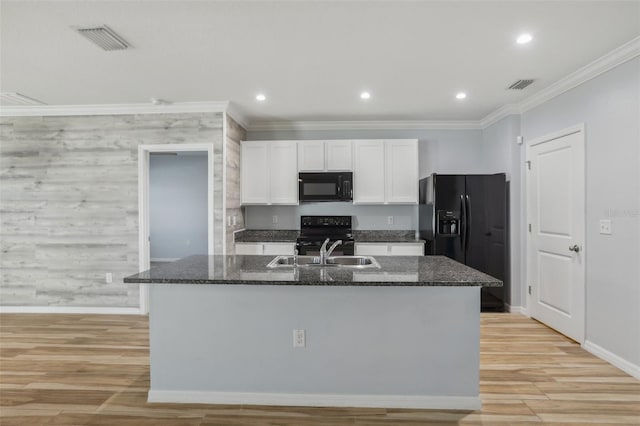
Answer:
296;216;355;256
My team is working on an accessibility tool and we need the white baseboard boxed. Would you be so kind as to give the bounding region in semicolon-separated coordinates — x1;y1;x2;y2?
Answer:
507;305;527;315
148;390;481;410
582;340;640;380
0;306;142;315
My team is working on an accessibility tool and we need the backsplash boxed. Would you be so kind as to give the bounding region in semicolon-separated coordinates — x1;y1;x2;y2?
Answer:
244;203;417;230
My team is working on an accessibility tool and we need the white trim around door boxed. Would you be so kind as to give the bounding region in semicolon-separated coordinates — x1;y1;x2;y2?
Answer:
138;144;215;314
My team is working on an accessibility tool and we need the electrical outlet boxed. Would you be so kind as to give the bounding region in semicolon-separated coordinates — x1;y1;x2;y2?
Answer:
232;215;237;226
293;329;305;348
272;215;278;224
599;219;612;235
387;216;394;225
105;273;113;283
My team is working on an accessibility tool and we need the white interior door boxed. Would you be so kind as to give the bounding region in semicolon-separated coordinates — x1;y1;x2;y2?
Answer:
526;127;585;343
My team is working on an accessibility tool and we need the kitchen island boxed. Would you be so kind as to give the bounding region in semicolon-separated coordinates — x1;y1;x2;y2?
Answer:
125;255;501;410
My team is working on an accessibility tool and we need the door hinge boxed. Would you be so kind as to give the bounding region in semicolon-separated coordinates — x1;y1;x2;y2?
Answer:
528;224;532;232
526;160;531;170
528;285;532;295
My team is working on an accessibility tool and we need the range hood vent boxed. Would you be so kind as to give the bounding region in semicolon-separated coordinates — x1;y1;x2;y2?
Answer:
508;79;535;90
73;25;130;51
0;92;46;105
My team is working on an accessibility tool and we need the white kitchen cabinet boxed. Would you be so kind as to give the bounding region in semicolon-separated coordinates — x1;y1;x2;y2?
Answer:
240;142;269;204
385;140;419;204
355;242;424;256
263;242;296;255
235;242;296;256
326;140;352;171
353;139;418;204
297;141;325;171
298;140;352;172
269;141;298;204
353;140;386;204
241;141;298;205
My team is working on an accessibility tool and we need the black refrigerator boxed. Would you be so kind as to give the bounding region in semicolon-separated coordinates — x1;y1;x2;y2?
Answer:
419;174;508;311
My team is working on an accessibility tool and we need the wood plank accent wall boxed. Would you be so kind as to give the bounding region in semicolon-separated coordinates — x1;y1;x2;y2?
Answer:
0;113;224;308
224;115;246;254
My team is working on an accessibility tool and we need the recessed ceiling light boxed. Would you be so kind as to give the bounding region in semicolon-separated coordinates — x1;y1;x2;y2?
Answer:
255;93;266;102
360;91;371;100
455;92;467;100
516;33;533;44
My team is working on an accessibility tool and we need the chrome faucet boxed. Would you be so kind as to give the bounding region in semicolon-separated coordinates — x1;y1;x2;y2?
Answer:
319;238;342;265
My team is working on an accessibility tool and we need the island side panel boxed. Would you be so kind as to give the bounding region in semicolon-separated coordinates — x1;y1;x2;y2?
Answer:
148;284;480;408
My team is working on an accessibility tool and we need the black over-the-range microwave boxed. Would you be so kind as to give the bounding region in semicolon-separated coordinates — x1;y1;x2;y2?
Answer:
298;172;353;202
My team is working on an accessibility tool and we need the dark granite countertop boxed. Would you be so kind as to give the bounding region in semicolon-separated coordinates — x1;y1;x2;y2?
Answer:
353;230;423;243
234;230;423;243
124;255;501;287
234;230;299;242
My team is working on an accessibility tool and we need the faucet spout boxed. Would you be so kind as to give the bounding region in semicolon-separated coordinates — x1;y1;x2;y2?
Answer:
320;238;342;265
326;240;343;258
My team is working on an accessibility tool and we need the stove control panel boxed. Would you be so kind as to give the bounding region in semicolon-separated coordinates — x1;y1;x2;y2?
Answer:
301;216;352;228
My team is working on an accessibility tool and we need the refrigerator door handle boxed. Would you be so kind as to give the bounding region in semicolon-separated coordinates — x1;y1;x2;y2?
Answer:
460;194;466;251
465;194;471;252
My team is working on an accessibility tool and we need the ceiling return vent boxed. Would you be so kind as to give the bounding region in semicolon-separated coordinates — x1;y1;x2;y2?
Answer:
73;25;130;51
0;92;45;105
508;79;535;90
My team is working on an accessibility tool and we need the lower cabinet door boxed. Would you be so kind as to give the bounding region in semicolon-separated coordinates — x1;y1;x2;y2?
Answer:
263;243;296;256
355;243;389;256
235;243;263;255
389;243;424;256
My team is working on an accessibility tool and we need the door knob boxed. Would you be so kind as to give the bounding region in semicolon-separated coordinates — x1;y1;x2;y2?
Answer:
569;244;580;252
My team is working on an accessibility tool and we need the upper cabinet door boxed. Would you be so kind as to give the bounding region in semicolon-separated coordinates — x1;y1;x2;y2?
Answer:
386;140;419;204
353;140;386;204
326;140;353;171
298;141;325;171
270;141;299;204
241;142;270;204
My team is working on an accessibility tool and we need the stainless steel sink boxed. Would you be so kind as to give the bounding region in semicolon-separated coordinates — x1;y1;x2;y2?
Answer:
267;255;380;269
325;256;378;266
268;255;322;267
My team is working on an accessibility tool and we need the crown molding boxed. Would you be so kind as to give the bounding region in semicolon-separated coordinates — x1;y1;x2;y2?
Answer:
247;119;483;132
479;104;521;129
516;35;640;115
0;101;230;117
476;36;640;129
224;102;250;130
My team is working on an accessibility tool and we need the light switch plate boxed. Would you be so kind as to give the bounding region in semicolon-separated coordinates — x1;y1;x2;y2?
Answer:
272;215;278;224
387;216;394;225
293;329;305;348
599;219;612;235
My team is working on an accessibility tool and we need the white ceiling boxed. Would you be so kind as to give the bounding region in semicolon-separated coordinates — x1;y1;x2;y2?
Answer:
1;1;639;124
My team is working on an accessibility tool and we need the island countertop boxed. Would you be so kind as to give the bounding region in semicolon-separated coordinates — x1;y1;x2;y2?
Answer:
124;255;502;287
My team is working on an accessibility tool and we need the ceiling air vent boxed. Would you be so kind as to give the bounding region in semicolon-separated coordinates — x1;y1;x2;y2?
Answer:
508;79;535;90
0;92;45;105
73;25;130;51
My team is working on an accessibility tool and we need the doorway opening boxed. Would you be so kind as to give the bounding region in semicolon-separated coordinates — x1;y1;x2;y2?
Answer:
138;144;214;313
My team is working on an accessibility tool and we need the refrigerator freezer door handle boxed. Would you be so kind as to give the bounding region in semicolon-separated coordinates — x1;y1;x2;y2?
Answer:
460;194;466;251
465;194;471;252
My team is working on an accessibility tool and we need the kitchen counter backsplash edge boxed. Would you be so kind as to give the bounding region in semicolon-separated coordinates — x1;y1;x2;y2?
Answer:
234;229;422;243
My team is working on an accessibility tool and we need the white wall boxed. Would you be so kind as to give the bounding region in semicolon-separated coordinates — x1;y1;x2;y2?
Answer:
481;115;523;308
245;128;484;230
521;57;640;368
150;152;209;259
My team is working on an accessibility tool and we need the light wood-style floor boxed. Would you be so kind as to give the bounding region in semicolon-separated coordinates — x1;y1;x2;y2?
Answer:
1;313;638;425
